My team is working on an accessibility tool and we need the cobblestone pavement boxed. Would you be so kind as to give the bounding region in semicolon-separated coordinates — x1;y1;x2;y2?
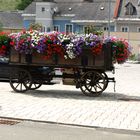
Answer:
0;62;140;131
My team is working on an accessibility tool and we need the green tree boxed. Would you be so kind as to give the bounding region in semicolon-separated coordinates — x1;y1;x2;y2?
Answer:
85;25;103;35
16;0;33;10
29;23;42;31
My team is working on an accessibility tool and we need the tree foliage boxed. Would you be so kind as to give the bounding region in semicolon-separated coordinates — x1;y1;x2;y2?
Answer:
84;25;103;35
16;0;34;10
16;0;55;10
29;23;43;31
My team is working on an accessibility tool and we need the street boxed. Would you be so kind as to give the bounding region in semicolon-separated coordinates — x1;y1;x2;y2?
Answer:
0;119;140;140
0;62;140;133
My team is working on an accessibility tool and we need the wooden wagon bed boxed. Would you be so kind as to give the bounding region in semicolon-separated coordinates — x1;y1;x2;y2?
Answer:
9;43;113;70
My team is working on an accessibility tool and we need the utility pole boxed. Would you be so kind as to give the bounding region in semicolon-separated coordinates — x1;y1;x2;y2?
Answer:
108;0;111;37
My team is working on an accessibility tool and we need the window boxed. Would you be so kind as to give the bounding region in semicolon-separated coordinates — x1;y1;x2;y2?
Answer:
104;26;115;32
121;26;129;32
84;26;89;34
137;27;140;32
54;25;60;32
138;0;140;6
65;24;73;34
104;27;108;31
41;26;46;32
84;26;96;34
77;25;83;34
125;2;137;15
47;27;51;32
41;7;45;12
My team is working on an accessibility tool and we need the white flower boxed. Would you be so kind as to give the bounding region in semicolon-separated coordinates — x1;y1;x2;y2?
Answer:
65;43;76;59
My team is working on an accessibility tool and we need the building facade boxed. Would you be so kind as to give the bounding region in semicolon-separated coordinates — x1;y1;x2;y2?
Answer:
22;0;140;33
22;0;117;33
1;0;140;55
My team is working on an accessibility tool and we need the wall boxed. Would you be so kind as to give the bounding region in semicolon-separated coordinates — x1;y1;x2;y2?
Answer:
36;2;56;31
116;21;140;32
2;28;22;33
53;19;73;32
23;20;35;29
53;19;84;33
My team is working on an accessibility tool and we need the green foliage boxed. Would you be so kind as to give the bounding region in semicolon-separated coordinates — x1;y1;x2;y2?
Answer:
0;0;21;11
84;25;103;35
29;23;43;31
0;34;11;56
129;54;137;61
0;34;11;47
16;0;33;10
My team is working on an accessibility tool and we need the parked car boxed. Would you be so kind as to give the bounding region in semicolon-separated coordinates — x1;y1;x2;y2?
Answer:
0;57;10;80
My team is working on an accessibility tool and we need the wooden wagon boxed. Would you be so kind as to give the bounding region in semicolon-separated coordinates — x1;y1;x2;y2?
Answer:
7;42;115;97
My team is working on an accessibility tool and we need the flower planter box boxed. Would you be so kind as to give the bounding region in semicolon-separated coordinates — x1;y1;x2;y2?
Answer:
58;57;81;66
25;53;54;65
9;48;105;67
58;49;104;67
9;47;20;63
9;43;113;70
9;48;54;65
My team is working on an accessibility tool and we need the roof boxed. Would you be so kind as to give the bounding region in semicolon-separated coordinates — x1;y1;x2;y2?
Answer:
56;0;116;22
24;0;117;22
0;11;23;29
23;2;36;14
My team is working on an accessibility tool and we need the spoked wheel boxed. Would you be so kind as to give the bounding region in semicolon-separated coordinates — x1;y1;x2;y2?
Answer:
80;71;106;97
9;68;32;92
30;80;43;90
101;72;108;91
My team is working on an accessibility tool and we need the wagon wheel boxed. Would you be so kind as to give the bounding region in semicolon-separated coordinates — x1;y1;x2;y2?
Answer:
9;68;32;92
80;71;106;97
30;80;43;90
101;72;108;91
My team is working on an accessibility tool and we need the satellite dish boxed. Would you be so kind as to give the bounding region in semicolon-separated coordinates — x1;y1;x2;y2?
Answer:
53;7;59;13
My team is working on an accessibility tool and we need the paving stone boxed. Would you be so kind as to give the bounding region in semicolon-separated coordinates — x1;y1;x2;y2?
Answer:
0;63;140;131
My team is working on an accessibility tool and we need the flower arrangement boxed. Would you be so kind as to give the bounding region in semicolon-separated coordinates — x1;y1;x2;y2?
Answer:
104;36;131;64
0;30;132;64
67;36;84;59
84;33;102;55
0;32;11;56
61;34;84;59
57;33;102;59
8;30;103;59
9;31;32;54
35;32;65;60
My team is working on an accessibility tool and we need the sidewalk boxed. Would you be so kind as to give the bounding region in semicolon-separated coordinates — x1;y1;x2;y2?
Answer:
0;63;140;131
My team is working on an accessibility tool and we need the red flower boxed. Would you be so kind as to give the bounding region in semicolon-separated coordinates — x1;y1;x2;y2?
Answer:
1;45;6;50
10;41;15;46
0;47;6;56
91;43;102;55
